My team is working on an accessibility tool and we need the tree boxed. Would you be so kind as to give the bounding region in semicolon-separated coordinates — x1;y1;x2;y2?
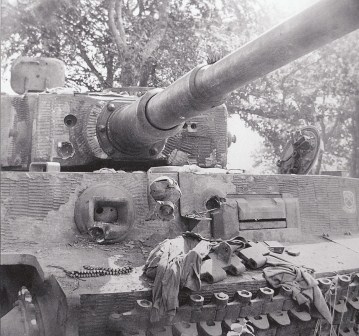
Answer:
199;0;358;175
226;30;359;175
1;0;268;91
349;97;359;177
2;0;216;89
251;142;277;175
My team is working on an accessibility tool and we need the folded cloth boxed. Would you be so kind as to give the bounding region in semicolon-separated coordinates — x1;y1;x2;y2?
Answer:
144;236;211;322
263;264;331;322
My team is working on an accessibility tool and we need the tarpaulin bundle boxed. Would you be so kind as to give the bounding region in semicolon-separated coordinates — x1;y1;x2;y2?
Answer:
263;264;331;322
144;236;211;322
144;233;249;322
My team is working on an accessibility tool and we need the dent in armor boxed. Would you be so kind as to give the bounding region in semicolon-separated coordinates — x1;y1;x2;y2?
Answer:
162;105;227;167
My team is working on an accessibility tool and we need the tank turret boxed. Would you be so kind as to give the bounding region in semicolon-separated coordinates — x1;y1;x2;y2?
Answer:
2;0;358;171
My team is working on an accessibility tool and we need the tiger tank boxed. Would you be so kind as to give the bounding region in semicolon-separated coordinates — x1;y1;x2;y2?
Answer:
1;0;359;335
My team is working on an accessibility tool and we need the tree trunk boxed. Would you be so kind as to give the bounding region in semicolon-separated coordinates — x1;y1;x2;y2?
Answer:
104;55;115;88
139;58;156;87
120;59;135;86
314;150;323;175
350;97;359;178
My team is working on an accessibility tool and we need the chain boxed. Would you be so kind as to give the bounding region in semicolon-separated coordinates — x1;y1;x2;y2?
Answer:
48;265;133;278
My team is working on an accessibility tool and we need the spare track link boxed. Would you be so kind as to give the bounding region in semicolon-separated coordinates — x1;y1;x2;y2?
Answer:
108;273;359;336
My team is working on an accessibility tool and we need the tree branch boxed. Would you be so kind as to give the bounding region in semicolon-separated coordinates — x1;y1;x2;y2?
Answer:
105;53;115;87
78;45;105;85
140;0;169;61
54;14;106;86
108;0;127;55
326;96;349;139
279;56;324;91
115;0;127;44
137;0;144;16
229;0;244;21
316;96;328;143
67;77;96;91
233;106;287;120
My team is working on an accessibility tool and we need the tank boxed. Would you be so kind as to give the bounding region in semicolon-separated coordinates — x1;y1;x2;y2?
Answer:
1;0;359;335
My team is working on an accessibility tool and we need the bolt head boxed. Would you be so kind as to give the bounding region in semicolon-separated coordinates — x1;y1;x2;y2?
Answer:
149;147;159;156
190;294;204;307
236;290;252;303
107;103;116;112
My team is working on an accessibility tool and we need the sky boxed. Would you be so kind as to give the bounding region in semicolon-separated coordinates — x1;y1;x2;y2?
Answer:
268;0;317;16
227;115;263;171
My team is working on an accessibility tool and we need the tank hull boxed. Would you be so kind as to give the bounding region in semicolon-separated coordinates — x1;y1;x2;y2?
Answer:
1;171;359;335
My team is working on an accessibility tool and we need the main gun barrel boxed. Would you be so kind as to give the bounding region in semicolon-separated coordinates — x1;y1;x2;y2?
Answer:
105;0;359;158
146;0;359;130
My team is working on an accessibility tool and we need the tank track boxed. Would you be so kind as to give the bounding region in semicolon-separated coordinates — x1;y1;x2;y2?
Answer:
108;273;359;336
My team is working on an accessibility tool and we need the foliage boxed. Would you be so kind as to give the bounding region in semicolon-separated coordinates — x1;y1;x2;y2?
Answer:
1;0;267;90
226;30;359;175
201;0;358;175
251;142;277;175
1;0;207;89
